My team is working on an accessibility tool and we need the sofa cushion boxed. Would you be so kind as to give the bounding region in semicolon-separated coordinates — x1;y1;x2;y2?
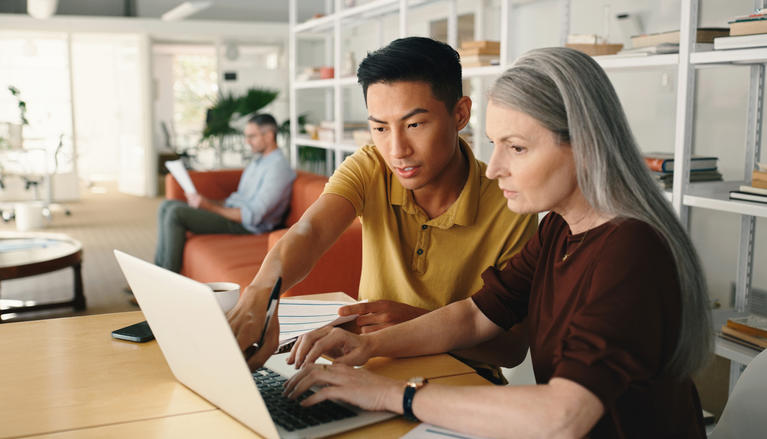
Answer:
182;233;270;290
269;220;362;299
284;172;329;227
167;169;362;299
166;169;243;202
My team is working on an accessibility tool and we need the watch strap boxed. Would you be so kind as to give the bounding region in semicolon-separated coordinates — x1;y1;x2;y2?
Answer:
403;385;418;422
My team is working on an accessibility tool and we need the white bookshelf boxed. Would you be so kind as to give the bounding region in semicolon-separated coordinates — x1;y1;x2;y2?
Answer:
288;0;571;172
462;65;505;78
691;46;767;65
683;181;767;218
712;308;760;392
288;0;764;392
593;53;679;70
581;2;765;389
673;1;765;394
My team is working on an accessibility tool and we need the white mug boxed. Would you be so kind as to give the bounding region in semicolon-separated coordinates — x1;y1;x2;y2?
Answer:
206;282;240;313
15;202;46;231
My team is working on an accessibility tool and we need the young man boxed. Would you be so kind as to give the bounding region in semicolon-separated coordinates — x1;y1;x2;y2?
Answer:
154;113;295;273
229;38;536;379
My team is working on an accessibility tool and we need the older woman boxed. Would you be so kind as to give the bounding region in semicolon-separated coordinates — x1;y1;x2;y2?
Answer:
282;47;711;439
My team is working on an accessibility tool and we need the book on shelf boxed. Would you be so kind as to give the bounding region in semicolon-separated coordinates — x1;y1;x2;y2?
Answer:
727;314;767;338
730;17;767;36
457;47;500;57
631;27;729;49
460;55;500;67
714;33;767;50
643;153;718;173
617;43;712;56
460;40;500;51
720;325;767;351
739;184;767;196
651;170;722;189
727;8;767;23
566;34;606;45
729;190;767;204
754;169;767;189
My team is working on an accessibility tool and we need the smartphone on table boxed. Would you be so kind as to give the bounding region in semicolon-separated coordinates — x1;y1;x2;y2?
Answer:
112;320;154;342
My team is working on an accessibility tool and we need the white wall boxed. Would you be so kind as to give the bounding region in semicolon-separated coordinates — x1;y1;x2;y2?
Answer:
0;14;289;196
152;52;175;153
218;43;289;129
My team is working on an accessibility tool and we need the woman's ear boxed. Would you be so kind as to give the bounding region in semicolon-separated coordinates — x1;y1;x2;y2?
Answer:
454;96;472;131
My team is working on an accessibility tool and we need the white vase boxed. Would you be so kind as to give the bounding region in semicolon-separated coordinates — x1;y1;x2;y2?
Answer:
8;123;23;149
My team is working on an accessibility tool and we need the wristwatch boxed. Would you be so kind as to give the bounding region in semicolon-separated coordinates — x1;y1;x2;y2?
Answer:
403;376;428;422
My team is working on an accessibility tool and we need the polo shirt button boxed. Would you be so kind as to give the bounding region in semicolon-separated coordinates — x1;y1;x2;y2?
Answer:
416;248;424;255
421;224;427;230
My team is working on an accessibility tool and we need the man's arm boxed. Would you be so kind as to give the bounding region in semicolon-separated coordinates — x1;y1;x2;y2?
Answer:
228;193;357;368
447;213;537;368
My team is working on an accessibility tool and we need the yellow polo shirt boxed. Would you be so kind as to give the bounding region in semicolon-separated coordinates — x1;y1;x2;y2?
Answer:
323;140;536;309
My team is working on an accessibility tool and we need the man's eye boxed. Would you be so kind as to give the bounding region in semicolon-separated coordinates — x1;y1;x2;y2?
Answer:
372;127;386;133
407;122;420;128
510;145;526;153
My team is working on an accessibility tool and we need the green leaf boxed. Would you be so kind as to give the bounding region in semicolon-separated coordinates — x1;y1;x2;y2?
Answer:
201;87;279;142
236;88;278;118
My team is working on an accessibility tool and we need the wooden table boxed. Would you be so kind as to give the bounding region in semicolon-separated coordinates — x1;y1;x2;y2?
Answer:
0;232;85;320
0;311;488;438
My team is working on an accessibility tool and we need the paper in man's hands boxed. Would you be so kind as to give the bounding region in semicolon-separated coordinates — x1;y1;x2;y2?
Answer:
165;160;197;195
275;299;364;351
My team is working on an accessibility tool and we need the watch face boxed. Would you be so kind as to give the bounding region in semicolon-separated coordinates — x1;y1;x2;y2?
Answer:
408;377;427;388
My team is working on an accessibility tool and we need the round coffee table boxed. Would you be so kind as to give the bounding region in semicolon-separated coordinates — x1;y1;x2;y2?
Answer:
0;232;85;321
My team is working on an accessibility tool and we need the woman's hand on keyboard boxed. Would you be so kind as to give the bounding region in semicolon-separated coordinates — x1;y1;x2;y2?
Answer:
287;326;373;369
283;363;402;412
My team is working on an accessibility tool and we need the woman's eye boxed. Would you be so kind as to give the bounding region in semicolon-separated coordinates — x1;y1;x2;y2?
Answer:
509;144;526;153
373;127;386;133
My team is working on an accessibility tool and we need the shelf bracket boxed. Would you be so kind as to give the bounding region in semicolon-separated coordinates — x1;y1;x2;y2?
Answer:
735;64;764;312
671;0;698;227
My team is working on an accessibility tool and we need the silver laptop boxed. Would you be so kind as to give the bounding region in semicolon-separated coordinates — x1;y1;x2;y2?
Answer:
114;250;395;439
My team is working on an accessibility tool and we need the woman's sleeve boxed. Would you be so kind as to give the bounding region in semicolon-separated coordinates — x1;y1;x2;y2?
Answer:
552;222;680;409
471;213;548;330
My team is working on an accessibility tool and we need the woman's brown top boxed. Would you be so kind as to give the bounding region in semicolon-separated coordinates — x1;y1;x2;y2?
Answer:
472;213;705;438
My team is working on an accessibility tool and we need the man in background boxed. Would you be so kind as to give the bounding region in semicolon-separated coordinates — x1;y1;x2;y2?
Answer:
154;113;295;273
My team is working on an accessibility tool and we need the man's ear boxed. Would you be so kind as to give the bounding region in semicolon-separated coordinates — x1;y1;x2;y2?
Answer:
454;96;472;131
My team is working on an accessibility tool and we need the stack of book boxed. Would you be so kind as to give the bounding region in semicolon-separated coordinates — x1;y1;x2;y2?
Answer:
621;28;727;56
643;152;722;189
564;34;622;56
458;41;500;68
729;166;767;204
715;8;767;50
720;314;767;351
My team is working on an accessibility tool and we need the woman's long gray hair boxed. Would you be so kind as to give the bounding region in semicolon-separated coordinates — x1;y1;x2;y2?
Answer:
489;47;711;378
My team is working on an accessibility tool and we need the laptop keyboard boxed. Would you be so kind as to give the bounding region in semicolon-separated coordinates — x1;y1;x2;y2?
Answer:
253;367;358;432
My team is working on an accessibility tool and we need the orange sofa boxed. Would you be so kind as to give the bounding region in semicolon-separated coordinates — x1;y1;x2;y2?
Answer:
165;169;361;299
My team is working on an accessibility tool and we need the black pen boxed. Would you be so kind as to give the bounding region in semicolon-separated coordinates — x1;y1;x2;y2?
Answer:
244;277;282;361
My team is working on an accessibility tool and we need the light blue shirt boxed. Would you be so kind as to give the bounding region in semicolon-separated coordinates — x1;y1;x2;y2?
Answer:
224;149;296;234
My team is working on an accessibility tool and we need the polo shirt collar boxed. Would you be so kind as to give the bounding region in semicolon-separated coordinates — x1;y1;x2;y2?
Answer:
389;138;480;228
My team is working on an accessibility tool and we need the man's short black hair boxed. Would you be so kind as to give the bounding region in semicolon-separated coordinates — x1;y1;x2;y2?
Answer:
248;113;278;141
248;113;278;131
357;37;462;111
